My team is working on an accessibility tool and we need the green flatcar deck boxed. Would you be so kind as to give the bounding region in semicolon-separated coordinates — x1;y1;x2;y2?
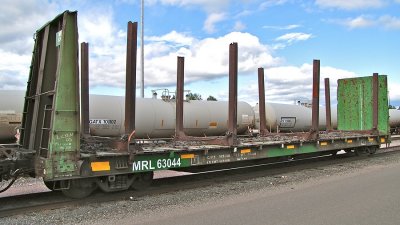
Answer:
74;131;386;176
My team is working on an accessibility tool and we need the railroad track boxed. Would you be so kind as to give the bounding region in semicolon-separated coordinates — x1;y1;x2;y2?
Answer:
1;144;400;218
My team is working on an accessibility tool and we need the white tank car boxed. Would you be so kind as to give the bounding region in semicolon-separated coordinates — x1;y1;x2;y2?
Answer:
89;95;255;138
1;90;400;141
390;109;400;133
0;90;24;142
253;103;338;132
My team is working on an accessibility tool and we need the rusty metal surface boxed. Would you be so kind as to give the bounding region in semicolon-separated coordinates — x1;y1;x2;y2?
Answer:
228;43;238;146
309;59;320;139
125;22;138;134
258;67;268;135
372;73;379;132
324;78;332;131
80;42;90;135
175;56;186;139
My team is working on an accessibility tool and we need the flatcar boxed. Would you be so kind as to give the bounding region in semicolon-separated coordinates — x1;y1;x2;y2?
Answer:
0;11;390;198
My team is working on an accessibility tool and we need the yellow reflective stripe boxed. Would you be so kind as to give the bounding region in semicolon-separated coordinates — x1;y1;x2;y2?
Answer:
380;138;386;143
241;149;251;154
209;121;218;128
286;145;295;149
347;139;353;143
181;154;195;159
320;142;328;146
91;161;110;172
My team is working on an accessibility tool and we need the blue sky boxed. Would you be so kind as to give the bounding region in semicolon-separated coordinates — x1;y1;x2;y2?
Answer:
1;0;400;106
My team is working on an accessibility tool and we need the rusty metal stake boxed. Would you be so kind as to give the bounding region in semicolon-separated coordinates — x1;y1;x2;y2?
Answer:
227;43;238;146
324;78;332;132
125;22;138;134
310;59;320;139
80;42;90;136
372;73;379;132
258;67;268;135
175;56;186;139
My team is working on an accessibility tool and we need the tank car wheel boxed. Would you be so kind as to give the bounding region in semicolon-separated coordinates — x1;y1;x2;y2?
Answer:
61;178;97;199
131;172;154;191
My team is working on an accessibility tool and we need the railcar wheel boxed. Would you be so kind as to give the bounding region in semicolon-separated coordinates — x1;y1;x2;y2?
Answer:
61;178;97;198
131;172;154;191
366;146;377;155
44;181;57;191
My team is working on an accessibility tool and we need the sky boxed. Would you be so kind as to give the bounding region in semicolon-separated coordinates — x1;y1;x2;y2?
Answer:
1;0;400;107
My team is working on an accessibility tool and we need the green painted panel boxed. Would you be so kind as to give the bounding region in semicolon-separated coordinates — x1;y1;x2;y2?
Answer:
337;75;389;134
44;11;80;178
266;144;318;157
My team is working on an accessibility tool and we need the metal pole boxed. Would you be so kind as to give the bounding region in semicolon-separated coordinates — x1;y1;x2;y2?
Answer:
310;59;320;139
258;67;267;135
372;73;379;131
125;22;138;134
228;43;238;146
175;56;185;139
324;78;332;131
141;0;145;98
80;42;90;135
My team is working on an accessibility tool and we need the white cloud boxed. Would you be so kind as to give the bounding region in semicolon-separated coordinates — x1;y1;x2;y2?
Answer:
78;23;283;90
142;31;282;88
0;49;31;89
0;0;57;54
0;0;59;91
315;0;386;10
203;13;227;33
342;16;376;29
379;15;400;29
389;83;400;104
275;32;313;43
259;0;288;10
146;31;194;46
72;6;128;89
263;24;301;30
233;21;246;31
228;64;358;105
157;0;230;12
235;10;254;18
332;15;400;30
0;1;281;93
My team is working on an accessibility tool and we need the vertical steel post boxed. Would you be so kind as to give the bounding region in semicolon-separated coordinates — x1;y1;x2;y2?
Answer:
175;56;185;138
125;22;138;134
324;78;332;131
228;43;238;146
372;73;379;131
310;59;320;139
80;42;90;135
258;67;267;135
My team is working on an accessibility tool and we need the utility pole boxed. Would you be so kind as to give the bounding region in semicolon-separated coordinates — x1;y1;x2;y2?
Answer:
140;0;145;98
